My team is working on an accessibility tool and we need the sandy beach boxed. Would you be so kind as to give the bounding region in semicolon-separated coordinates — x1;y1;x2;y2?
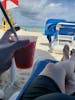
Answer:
0;29;62;100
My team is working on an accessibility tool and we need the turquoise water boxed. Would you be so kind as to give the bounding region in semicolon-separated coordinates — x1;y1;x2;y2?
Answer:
21;26;45;34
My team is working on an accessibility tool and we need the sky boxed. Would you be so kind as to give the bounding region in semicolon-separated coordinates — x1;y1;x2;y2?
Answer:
0;0;75;27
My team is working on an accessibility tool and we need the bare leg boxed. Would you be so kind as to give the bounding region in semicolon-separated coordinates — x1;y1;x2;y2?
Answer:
70;49;75;70
40;45;70;93
40;62;66;93
63;49;75;95
61;44;69;61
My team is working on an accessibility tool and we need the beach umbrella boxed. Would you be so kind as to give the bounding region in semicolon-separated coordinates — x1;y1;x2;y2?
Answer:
6;0;19;9
0;0;19;40
1;0;18;9
1;0;6;9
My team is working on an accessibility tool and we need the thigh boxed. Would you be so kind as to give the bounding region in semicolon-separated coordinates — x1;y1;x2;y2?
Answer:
34;93;75;100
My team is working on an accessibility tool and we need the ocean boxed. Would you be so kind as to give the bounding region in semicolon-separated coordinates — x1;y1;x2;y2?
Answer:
21;26;45;34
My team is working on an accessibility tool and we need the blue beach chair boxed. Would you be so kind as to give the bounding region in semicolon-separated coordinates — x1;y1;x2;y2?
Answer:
45;19;66;43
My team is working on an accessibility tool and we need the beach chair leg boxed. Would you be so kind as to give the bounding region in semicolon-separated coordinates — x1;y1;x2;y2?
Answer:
3;58;16;92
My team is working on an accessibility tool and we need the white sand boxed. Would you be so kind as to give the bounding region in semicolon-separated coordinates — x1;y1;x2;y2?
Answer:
0;29;62;100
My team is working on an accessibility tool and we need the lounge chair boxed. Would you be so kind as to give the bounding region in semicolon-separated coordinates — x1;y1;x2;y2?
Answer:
9;58;58;100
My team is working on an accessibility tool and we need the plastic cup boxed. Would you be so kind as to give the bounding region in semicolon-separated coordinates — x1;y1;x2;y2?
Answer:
14;41;36;69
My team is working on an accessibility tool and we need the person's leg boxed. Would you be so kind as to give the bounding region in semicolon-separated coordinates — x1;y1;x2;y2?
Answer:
69;49;75;70
34;93;75;100
40;62;66;93
40;45;75;94
61;44;69;61
39;45;72;94
64;49;75;95
65;49;75;95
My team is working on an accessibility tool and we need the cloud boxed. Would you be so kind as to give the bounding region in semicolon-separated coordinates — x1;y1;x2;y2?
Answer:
13;0;48;26
18;0;47;19
17;0;75;26
48;3;62;8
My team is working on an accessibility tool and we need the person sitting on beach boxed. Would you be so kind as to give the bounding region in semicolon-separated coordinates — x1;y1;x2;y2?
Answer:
21;45;75;100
